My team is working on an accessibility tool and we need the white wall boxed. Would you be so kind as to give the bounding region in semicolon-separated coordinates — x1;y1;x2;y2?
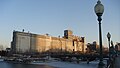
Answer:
16;34;30;53
45;36;51;51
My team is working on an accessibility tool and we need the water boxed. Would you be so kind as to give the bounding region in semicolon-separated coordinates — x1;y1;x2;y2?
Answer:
0;61;56;68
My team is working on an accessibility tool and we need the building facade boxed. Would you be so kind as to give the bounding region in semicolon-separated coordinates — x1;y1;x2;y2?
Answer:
86;41;97;53
0;45;3;51
11;30;86;53
115;43;120;51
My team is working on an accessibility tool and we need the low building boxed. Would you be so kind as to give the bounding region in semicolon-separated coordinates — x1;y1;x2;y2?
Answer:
86;41;97;53
0;45;3;51
11;30;86;53
115;42;120;51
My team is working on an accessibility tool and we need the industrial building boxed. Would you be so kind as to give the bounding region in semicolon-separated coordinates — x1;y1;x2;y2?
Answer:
11;30;86;53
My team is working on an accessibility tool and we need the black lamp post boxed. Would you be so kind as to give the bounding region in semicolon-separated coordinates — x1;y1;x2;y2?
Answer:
94;0;104;67
107;32;111;59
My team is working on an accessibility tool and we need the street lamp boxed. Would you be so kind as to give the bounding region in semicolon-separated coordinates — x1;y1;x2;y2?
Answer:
107;32;111;59
94;0;104;67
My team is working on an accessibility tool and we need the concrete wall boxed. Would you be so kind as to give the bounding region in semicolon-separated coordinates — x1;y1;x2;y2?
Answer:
16;33;30;53
11;31;86;53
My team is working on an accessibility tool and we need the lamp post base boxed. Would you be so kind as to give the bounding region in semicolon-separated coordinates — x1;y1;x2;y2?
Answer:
98;61;105;68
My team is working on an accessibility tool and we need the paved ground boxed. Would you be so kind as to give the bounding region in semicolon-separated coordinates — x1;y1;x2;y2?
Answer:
31;60;107;68
114;55;120;68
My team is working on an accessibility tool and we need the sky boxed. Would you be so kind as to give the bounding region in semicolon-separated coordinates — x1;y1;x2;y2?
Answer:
0;0;120;49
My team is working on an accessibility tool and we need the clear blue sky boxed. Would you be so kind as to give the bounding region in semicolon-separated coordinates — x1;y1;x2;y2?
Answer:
0;0;120;48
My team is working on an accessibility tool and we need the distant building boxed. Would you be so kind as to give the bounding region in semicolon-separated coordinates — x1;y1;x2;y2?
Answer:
86;41;97;53
115;42;120;51
0;45;3;51
11;30;86;53
6;48;11;52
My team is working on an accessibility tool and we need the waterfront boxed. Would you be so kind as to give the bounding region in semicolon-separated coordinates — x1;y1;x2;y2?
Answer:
0;61;56;68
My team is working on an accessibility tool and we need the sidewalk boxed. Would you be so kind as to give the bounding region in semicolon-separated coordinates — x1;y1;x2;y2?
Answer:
31;60;107;68
114;55;120;68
